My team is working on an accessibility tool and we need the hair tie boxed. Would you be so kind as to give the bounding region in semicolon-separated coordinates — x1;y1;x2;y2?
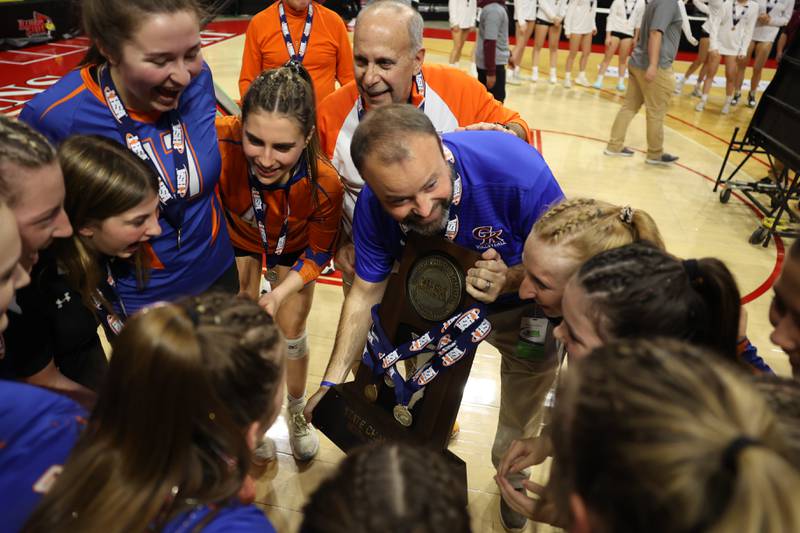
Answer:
682;259;703;286
619;206;635;224
722;436;761;472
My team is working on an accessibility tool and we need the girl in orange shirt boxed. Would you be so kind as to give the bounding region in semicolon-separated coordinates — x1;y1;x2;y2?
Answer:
217;62;343;462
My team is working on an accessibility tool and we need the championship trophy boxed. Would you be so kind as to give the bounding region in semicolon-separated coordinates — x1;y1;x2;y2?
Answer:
314;232;491;504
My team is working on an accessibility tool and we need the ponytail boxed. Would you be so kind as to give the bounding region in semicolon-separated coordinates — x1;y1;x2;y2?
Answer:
575;243;741;363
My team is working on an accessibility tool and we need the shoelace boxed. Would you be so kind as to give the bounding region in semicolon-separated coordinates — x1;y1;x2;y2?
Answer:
291;412;311;436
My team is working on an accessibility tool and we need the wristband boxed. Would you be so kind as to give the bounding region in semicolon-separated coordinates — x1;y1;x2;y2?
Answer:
320;380;337;388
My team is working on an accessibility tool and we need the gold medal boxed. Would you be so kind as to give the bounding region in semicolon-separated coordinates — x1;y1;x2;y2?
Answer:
393;404;413;427
266;269;278;282
364;384;378;402
384;374;395;388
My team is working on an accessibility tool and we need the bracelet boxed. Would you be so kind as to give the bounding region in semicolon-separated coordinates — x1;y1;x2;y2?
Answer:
320;380;338;388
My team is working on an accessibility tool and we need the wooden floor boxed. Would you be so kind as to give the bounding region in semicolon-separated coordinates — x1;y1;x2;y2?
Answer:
203;27;790;532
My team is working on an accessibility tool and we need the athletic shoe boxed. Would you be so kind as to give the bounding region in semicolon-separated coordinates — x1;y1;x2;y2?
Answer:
695;100;706;111
616;80;626;91
603;147;635;157
721;102;731;114
691;85;702;97
507;68;522;85
674;78;685;94
645;153;679;166
500;489;528;532
592;77;603;89
252;437;277;465
287;400;320;461
531;68;539;82
731;92;740;106
747;92;756;108
576;73;590;87
549;72;557;84
563;77;572;88
469;63;478;77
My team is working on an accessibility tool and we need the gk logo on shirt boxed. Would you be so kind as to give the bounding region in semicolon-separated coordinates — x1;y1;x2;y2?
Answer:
472;226;506;249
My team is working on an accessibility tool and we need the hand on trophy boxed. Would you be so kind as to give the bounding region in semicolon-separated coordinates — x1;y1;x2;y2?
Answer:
304;386;329;423
466;248;507;303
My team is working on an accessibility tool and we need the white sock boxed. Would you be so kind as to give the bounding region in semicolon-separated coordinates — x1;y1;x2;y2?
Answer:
565;72;572;80
550;67;556;75
288;393;306;407
533;66;539;75
579;70;586;77
597;74;604;83
701;94;708;102
725;95;732;105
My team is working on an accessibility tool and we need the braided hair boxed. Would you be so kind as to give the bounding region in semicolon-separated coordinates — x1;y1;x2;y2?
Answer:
241;61;333;204
23;292;284;533
532;198;665;260
300;442;472;533
551;338;800;533
0;114;56;205
573;242;741;362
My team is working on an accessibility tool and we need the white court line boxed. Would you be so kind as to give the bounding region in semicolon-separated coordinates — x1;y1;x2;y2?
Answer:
3;49;55;57
0;47;86;66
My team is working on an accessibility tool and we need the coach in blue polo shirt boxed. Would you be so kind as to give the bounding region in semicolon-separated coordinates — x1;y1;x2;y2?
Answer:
305;104;565;530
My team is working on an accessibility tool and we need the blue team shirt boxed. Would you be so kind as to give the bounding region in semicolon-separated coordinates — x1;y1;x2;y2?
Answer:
354;131;564;283
20;64;233;312
0;381;87;532
163;502;276;532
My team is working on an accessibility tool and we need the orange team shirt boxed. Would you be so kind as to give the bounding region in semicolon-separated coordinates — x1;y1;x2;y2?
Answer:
317;63;532;224
216;115;344;284
238;1;354;106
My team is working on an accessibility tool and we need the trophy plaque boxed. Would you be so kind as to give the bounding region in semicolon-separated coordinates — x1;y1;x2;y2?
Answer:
314;232;485;503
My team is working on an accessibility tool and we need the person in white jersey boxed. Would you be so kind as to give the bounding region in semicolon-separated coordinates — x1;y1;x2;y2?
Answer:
562;0;598;87
530;0;565;82
593;0;646;90
695;0;759;113
509;0;538;82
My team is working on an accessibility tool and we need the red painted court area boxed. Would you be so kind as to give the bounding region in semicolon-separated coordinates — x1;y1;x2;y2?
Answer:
0;19;249;116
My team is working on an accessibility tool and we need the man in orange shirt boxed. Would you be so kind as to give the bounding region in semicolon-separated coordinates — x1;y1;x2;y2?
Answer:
317;0;532;280
239;0;354;105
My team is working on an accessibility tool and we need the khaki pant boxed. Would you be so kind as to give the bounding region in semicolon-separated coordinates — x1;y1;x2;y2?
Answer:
486;302;561;488
607;65;675;160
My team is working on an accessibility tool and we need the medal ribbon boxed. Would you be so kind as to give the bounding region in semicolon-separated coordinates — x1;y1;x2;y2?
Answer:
357;71;426;121
624;0;636;19
249;156;307;267
766;0;778;14
362;304;492;407
90;261;127;337
279;1;314;62
99;64;188;247
732;2;749;28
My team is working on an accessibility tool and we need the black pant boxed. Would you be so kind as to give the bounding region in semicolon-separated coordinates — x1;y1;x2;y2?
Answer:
208;260;240;294
477;65;507;103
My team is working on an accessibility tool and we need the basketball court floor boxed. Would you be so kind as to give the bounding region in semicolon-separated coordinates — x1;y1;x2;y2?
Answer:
0;18;790;532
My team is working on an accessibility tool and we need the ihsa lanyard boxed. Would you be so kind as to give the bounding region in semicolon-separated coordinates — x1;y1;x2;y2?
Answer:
279;1;314;62
90;261;127;336
99;64;189;249
248;156;308;267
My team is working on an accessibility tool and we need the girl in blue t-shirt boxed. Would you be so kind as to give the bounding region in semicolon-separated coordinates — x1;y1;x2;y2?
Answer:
22;293;282;532
20;0;236;313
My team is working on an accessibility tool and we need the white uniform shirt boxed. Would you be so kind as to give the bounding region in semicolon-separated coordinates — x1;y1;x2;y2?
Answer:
694;0;725;35
537;0;566;22
752;0;793;42
715;0;759;55
563;0;598;34
515;0;539;21
606;0;646;35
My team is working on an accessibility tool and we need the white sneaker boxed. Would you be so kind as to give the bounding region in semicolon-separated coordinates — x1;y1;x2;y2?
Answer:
252;437;277;465
616;80;626;91
507;67;522;85
287;399;319;461
674;78;684;95
563;77;572;88
695;100;706;111
531;68;539;82
549;70;557;84
469;63;478;77
721;102;730;114
691;85;702;97
576;73;590;87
